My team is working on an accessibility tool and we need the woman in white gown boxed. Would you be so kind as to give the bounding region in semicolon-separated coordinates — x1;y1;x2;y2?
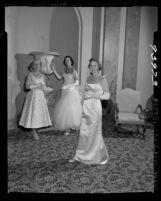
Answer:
51;56;82;135
19;60;52;140
69;58;110;165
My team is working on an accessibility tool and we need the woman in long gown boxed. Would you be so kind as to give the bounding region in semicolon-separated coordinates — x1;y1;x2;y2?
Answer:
69;58;110;165
19;60;52;140
51;56;82;135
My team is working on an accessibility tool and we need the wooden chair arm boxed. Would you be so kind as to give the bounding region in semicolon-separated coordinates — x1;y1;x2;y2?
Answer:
135;104;145;120
135;104;143;114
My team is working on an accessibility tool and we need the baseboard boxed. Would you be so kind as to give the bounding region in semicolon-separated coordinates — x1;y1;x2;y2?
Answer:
8;119;17;130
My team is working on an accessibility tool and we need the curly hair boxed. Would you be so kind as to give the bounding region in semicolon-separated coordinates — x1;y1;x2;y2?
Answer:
88;58;102;71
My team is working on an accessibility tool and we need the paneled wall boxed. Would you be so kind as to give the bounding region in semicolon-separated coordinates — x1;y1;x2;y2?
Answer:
136;7;158;107
123;7;141;89
101;6;157;107
91;7;101;60
102;7;121;101
102;7;141;91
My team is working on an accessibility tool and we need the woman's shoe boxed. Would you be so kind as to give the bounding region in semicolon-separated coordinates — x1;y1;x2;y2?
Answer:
69;158;75;163
33;132;39;140
64;130;70;136
100;159;107;165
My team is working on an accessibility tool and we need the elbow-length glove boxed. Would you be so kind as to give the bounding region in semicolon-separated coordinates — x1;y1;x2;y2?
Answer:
95;92;110;100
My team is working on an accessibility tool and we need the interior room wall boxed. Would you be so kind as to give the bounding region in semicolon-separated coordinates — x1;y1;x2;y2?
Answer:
6;7;19;128
91;7;101;60
7;6;157;129
136;6;158;107
122;7;141;89
102;7;121;101
6;7;93;129
49;7;79;91
8;7;54;126
101;6;157;107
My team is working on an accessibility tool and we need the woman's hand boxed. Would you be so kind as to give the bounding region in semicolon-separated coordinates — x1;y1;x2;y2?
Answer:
51;64;62;80
83;93;101;100
83;93;95;100
37;83;45;90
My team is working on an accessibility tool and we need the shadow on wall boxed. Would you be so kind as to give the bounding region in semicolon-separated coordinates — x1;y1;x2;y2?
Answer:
15;54;32;122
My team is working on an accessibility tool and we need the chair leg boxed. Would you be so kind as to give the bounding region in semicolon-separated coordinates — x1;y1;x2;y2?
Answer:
142;125;146;139
139;125;146;139
136;125;145;139
114;124;118;137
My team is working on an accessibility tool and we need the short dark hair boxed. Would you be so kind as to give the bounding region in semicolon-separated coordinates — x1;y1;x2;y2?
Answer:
63;56;74;66
88;58;102;71
28;62;35;72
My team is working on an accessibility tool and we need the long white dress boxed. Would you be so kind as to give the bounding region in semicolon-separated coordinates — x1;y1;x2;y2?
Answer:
19;73;52;129
73;78;110;165
53;73;82;131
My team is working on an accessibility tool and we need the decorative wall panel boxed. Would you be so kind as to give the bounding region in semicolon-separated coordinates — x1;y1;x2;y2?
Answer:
102;7;121;101
123;7;141;89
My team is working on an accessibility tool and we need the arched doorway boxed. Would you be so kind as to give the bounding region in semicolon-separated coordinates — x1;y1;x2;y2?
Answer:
49;7;81;90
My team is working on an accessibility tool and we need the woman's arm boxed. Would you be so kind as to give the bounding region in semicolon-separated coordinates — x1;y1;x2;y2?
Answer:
97;76;110;100
51;64;62;80
88;76;110;100
96;92;110;100
73;69;79;81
